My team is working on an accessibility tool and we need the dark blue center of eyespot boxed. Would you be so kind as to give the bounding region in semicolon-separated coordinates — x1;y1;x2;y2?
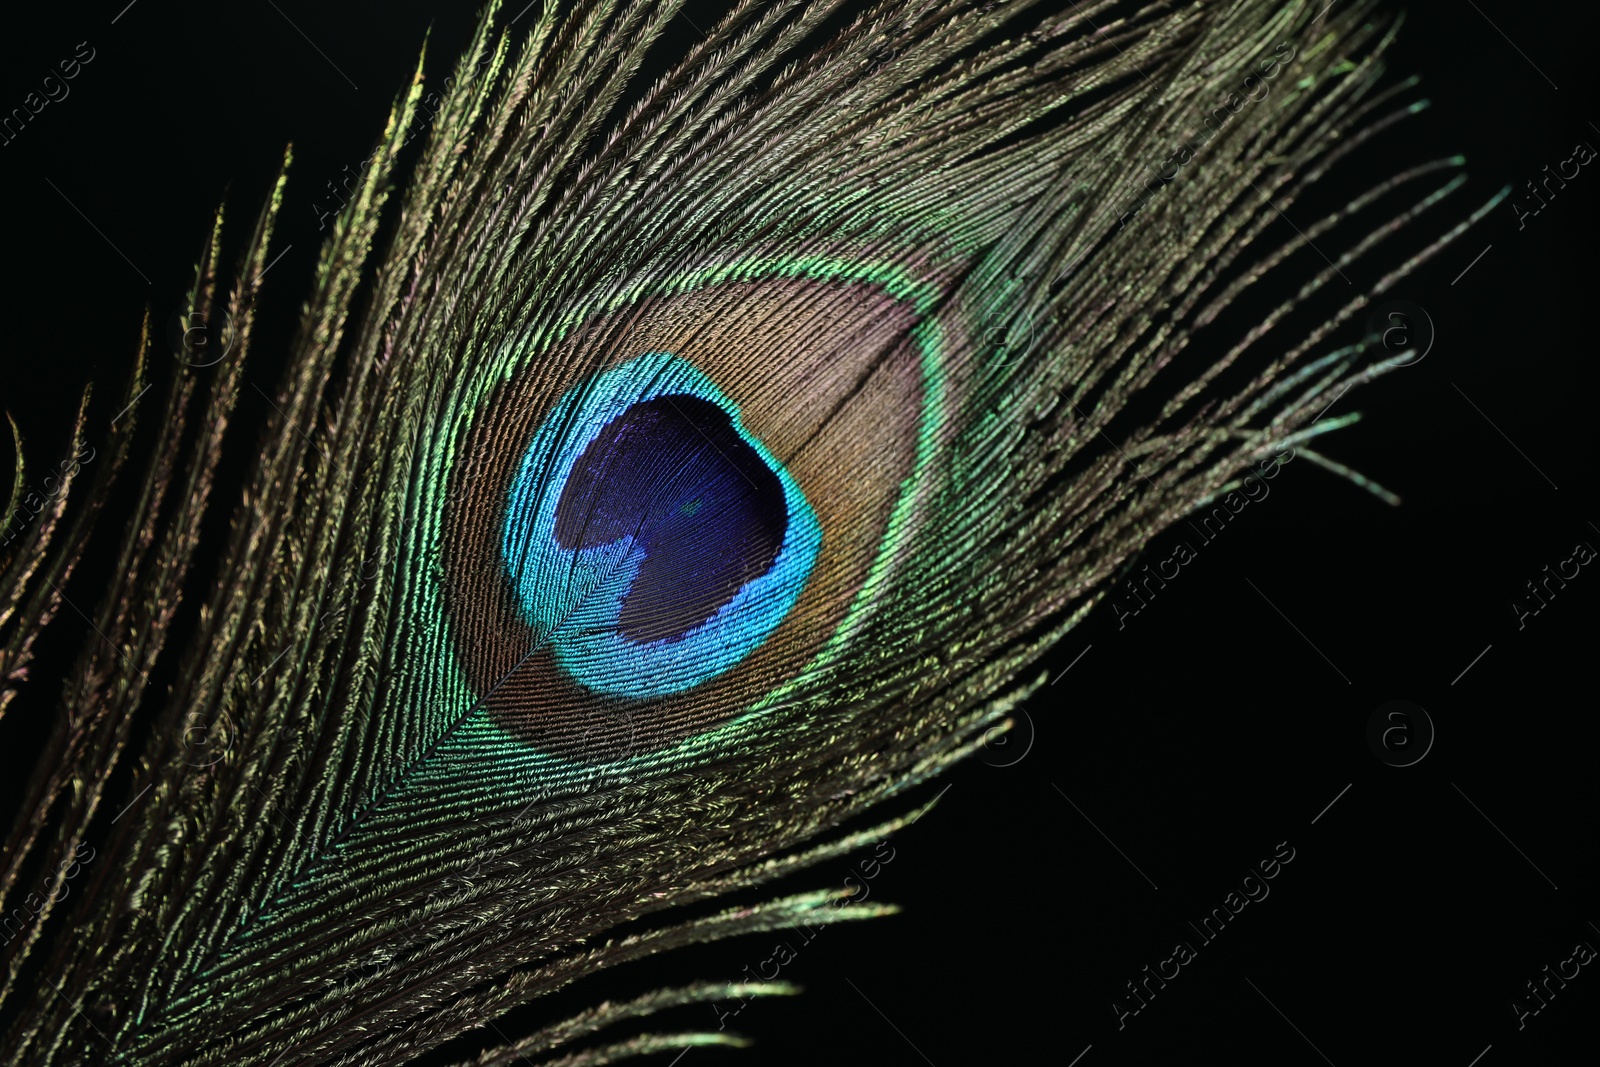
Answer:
552;396;788;643
502;351;820;698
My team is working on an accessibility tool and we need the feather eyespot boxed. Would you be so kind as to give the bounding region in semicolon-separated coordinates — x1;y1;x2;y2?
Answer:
440;274;937;761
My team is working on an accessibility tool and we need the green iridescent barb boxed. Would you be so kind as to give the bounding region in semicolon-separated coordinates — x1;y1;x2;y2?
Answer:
0;0;1490;1063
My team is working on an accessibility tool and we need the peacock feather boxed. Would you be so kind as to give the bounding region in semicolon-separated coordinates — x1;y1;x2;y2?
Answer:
0;0;1496;1063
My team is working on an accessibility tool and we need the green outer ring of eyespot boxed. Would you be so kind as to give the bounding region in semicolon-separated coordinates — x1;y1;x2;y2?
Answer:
433;254;949;782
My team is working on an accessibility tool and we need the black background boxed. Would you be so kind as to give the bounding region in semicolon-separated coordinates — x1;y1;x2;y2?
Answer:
0;2;1595;1065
